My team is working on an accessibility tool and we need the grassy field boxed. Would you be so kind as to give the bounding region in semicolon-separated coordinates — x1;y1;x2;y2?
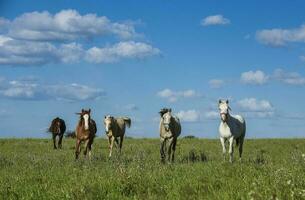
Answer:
0;138;305;199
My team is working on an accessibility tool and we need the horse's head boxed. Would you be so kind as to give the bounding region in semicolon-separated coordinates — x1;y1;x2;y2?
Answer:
218;100;231;122
49;117;61;134
160;108;172;132
104;115;114;134
76;109;91;130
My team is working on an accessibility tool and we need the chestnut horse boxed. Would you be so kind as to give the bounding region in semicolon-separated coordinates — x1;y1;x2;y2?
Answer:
75;109;97;159
48;117;66;149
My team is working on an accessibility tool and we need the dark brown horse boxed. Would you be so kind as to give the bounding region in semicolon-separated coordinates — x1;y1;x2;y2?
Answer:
48;117;66;149
75;109;97;159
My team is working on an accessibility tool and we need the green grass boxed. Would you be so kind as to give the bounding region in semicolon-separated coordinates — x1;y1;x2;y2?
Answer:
0;138;305;199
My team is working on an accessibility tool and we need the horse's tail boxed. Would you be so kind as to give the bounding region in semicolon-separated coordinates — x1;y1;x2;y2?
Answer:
123;117;131;128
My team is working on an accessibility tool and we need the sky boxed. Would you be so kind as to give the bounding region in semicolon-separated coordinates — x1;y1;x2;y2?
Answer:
0;0;305;138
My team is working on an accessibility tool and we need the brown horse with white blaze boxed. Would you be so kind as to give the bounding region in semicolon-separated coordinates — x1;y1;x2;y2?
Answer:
48;117;66;149
75;109;97;159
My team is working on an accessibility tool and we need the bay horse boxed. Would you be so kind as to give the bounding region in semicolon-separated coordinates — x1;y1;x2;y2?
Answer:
159;108;181;163
104;115;131;157
48;117;66;149
218;100;246;162
75;109;97;159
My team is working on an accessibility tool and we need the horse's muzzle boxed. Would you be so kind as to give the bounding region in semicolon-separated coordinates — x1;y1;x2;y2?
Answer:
220;113;227;122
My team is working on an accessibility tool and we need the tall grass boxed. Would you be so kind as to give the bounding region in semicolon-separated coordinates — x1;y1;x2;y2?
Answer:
0;138;305;199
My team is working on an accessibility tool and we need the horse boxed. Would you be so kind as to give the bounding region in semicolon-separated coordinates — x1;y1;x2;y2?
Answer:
75;109;97;160
48;117;66;149
104;115;131;157
159;108;181;163
218;100;246;162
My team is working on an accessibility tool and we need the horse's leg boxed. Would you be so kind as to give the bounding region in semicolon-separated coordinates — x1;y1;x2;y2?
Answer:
238;137;244;161
109;136;114;158
160;137;166;163
58;134;63;149
75;139;81;160
171;137;177;162
220;137;226;161
84;139;89;157
88;138;93;159
167;137;174;162
228;136;234;163
119;136;124;154
52;133;57;149
108;136;111;157
114;137;119;149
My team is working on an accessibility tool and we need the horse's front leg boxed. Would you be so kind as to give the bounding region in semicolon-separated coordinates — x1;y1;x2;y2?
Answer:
87;139;93;159
228;136;234;163
58;134;63;149
75;139;81;160
160;137;166;163
83;139;89;158
52;134;57;149
119;136;124;154
171;137;177;162
220;137;226;161
238;137;244;161
167;137;174;163
114;137;119;149
108;136;114;158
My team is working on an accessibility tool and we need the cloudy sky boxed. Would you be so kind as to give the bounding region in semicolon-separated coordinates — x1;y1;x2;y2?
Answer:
0;0;305;138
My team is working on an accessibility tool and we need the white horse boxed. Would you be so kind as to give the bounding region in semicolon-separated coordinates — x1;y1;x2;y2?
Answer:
218;100;246;162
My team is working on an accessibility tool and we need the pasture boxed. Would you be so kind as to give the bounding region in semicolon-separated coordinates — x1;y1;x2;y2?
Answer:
0;138;305;199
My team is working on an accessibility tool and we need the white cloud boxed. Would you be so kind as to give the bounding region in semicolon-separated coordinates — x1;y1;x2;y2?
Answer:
0;18;9;33
204;111;219;120
176;110;200;122
46;83;105;101
0;36;159;66
5;9;138;41
0;35;79;66
241;70;269;85
85;41;160;63
209;79;225;88
237;98;274;118
201;15;230;26
0;79;105;101
273;69;305;85
157;89;201;102
256;24;305;47
1;80;40;99
0;10;159;66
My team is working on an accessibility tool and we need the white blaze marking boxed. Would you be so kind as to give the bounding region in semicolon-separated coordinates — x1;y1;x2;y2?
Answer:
83;114;89;130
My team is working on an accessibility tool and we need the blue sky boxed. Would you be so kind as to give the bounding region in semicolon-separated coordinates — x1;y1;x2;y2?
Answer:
0;0;305;138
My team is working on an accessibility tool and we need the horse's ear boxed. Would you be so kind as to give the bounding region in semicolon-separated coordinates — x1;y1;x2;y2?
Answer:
226;100;229;104
104;115;106;119
169;108;172;112
219;99;222;104
89;109;91;113
81;109;84;113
